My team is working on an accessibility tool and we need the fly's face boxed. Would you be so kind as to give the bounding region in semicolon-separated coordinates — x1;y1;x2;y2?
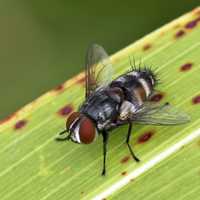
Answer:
66;112;98;144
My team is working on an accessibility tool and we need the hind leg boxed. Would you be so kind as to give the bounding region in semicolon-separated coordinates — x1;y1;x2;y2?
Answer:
126;123;140;162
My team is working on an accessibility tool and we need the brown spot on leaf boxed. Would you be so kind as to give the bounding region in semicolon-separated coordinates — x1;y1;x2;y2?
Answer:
57;105;73;117
192;95;200;104
138;130;154;144
14;119;27;130
143;44;152;51
185;17;200;29
120;156;130;164
150;92;164;102
121;171;127;176
180;62;193;72
77;76;86;84
175;30;185;38
54;84;64;91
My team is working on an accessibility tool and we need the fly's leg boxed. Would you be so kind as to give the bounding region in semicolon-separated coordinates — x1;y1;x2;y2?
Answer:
55;129;70;141
126;123;140;162
102;131;109;176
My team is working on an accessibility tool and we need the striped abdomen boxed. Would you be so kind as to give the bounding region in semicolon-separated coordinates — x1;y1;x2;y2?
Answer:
110;69;156;108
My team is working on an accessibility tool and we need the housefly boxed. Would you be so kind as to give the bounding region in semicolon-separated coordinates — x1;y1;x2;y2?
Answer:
56;44;190;176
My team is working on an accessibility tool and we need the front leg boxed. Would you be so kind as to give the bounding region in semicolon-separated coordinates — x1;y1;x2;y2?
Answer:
55;129;71;141
126;123;140;162
101;130;109;176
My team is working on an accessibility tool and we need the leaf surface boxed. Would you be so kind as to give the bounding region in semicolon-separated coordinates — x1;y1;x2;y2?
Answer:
0;7;200;200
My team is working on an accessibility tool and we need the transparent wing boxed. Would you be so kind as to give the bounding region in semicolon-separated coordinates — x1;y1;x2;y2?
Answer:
85;44;113;98
130;102;191;125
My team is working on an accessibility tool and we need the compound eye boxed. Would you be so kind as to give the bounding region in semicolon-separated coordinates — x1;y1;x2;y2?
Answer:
79;117;97;144
66;112;80;131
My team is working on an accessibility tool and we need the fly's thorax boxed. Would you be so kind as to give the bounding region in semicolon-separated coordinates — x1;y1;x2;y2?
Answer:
66;112;98;144
80;90;120;130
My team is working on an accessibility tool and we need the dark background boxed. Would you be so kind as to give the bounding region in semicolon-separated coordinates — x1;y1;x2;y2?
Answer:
0;1;199;119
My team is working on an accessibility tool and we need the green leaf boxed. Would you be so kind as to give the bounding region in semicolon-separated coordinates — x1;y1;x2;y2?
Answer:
0;7;200;200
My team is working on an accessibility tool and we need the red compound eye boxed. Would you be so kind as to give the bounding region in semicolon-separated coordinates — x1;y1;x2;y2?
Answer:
79;117;96;144
66;112;80;130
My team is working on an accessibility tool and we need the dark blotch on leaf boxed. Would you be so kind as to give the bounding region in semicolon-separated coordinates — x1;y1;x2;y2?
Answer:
14;120;27;130
180;62;193;72
77;76;86;84
175;30;185;38
58;105;73;116
138;131;154;144
121;171;127;176
143;44;152;51
150;93;164;102
192;95;200;104
54;84;64;91
185;17;200;29
120;156;130;164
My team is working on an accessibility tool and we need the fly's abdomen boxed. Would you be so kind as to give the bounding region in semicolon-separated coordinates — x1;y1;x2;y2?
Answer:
110;68;157;106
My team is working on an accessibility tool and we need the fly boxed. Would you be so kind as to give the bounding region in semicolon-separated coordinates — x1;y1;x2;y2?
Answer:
56;44;190;176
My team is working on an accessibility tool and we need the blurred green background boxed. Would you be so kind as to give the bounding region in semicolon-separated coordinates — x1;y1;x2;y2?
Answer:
0;1;199;119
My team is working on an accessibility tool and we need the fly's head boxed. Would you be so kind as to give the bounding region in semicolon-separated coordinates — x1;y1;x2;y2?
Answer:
66;112;98;144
